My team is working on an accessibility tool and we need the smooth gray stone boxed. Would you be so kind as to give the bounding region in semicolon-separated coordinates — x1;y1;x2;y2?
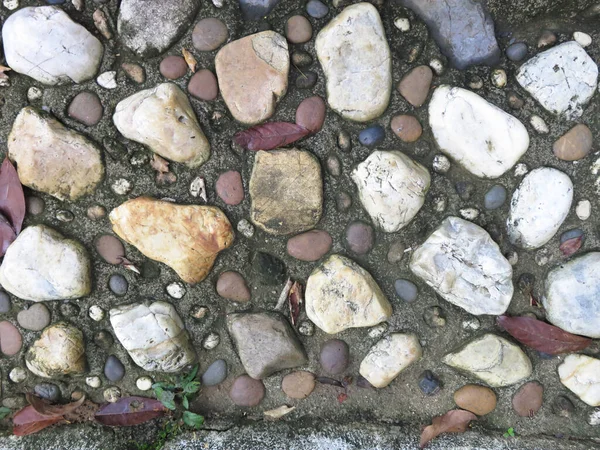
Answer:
484;185;507;210
202;359;228;386
238;0;282;20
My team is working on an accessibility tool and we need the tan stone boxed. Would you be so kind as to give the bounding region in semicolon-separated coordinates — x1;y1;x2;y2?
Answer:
454;384;497;415
553;124;593;161
113;83;210;168
397;65;433;107
109;197;234;284
8;107;104;201
215;31;289;125
250;149;323;235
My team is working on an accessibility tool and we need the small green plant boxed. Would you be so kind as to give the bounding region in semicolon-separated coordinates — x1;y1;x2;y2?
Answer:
131;421;182;450
503;427;515;438
0;407;11;420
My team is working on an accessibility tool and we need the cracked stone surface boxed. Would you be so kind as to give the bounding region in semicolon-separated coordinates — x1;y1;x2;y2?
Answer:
315;3;391;122
559;354;600;407
516;41;598;120
2;6;103;85
429;85;529;178
351;150;430;233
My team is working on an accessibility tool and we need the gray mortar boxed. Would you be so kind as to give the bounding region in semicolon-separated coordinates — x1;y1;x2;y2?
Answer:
0;0;599;448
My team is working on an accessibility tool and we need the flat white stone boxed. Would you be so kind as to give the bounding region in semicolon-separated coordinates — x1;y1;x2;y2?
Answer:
2;6;103;85
429;85;529;178
516;41;598;120
443;334;532;387
576;200;591;220
351;151;430;233
507;167;573;249
559;354;600;406
316;3;391;122
573;32;592;48
359;333;422;388
544;252;600;338
97;71;117;89
410;217;513;315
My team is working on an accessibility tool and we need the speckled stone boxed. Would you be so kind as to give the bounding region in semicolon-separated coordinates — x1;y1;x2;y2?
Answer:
67;92;103;126
159;56;187;80
192;18;228;51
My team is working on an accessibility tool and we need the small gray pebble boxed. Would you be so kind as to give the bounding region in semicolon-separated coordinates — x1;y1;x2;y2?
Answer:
387;241;405;264
320;339;349;374
109;274;128;296
337;130;351;151
306;0;329;18
34;383;61;402
104;355;125;382
0;292;11;313
560;228;584;243
484;185;507;210
395;279;418;302
296;71;317;89
202;359;228;386
26;197;45;216
506;42;528;61
94;330;114;349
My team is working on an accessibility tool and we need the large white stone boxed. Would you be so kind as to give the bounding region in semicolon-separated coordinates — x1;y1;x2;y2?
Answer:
410;217;513;315
315;3;391;122
443;334;532;387
305;254;392;334
110;301;196;372
351;151;430;233
359;333;422;388
559;354;600;406
2;6;103;85
544;252;600;338
113;83;210;168
0;225;91;302
507;167;573;249
516;41;598;120
429;85;529;178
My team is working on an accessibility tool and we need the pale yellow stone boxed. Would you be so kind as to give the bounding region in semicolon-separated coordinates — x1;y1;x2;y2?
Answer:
559;354;600;406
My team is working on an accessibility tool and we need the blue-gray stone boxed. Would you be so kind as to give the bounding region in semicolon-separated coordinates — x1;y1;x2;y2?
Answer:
104;355;125;382
484;185;507;210
560;228;584;244
202;359;228;386
398;0;500;69
359;126;385;147
34;383;61;402
306;0;329;18
239;0;283;20
395;279;418;302
506;42;528;62
0;292;11;313
109;274;128;296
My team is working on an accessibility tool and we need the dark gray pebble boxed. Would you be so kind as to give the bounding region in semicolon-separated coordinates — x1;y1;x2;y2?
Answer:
104;355;125;382
394;279;418;302
34;383;61;402
252;252;287;285
320;339;349;374
94;330;114;350
306;0;329;18
560;228;584;243
296;71;317;89
358;125;385;147
506;42;528;61
202;359;228;386
0;292;11;313
552;395;575;417
109;274;128;296
418;370;442;396
484;185;507;210
455;181;474;200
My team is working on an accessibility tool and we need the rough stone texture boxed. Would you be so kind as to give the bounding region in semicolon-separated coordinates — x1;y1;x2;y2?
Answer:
443;334;532;387
113;83;210;168
544;252;600;338
429;86;529;178
2;6;103;85
215;31;289;125
110;197;234;284
25;323;86;378
117;0;199;57
507;167;573;250
0;225;91;302
410;217;513;316
109;301;196;373
305;254;392;334
359;333;422;388
516;42;598;120
315;3;391;122
558;354;600;407
351;151;430;232
249;149;322;235
227;312;307;379
398;0;500;69
8;107;104;201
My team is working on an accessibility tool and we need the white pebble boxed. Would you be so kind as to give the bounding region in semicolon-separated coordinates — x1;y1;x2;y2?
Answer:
491;69;507;88
506;251;519;266
111;178;132;195
459;208;479;220
136;376;153;391
27;87;43;102
462;317;481;331
202;332;220;350
72;0;84;11
432;154;451;174
166;281;186;299
514;163;529;177
576;200;591;220
588;409;600;426
429;58;444;76
237;219;255;238
530;115;549;134
189;176;207;201
104;387;121;403
433;195;446;213
574;32;592;48
211;0;224;7
88;305;105;321
394;17;410;32
298;320;315;336
368;323;389;339
3;0;18;10
9;367;27;383
97;71;117;89
86;376;102;388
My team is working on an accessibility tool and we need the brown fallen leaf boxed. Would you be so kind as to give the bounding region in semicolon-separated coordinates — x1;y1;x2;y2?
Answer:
420;409;477;448
288;281;303;326
497;315;591;355
233;122;311;151
0;157;26;235
151;154;170;173
264;405;295;420
559;236;582;257
182;49;197;73
26;393;86;417
94;396;168;426
12;406;64;436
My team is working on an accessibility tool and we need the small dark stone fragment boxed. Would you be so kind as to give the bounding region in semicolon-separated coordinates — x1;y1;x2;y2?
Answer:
94;330;114;350
455;181;474;200
336;192;351;212
252;252;287;285
552;395;575;418
358;125;385;147
108;274;128;296
418;370;442;396
296;71;317;89
517;273;535;295
507;91;524;109
34;383;61;402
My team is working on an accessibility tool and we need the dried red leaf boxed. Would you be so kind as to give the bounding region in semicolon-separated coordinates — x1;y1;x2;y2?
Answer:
0;158;25;234
12;406;64;436
529;293;541;308
288;281;303;326
150;154;170;173
26;393;86;418
337;393;348;404
420;409;477;448
0;213;16;256
233;122;311;151
94;396;168;426
497;315;592;355
63;400;99;423
559;236;582;257
118;257;141;275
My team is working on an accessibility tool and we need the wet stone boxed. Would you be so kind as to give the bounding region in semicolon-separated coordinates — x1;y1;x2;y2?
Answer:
0;321;22;356
553;124;593;161
454;384;497;415
26;197;45;216
159;56;187;80
296;96;326;133
188;70;219;101
320;339;350;374
104;355;125;382
202;359;227;386
287;230;332;262
17;304;50;331
306;0;328;18
286;15;312;44
252;252;286;286
418;370;442;396
295;71;318;89
394;279;418;302
506;42;528;61
359;125;385;147
216;271;251;302
216;171;244;205
68;92;103;126
192;18;228;52
513;381;544;417
230;375;265;407
397;66;433;107
484;185;507;210
390;115;422;142
108;274;128;296
34;383;60;402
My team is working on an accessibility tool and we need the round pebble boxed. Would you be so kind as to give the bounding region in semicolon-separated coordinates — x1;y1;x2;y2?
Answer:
296;70;317;89
166;281;186;299
462;317;481;331
56;210;74;222
216;170;244;205
0;292;10;314
553;124;593;161
429;58;444;75
292;51;312;67
202;332;220;350
112;178;133;196
432;154;451;174
121;62;145;84
216;271;251;302
192;18;228;51
326;155;341;177
94;330;114;349
252;252;286;285
530;115;549;134
286;15;312;44
230;375;265;407
336;192;352;212
282;371;315;399
346;221;374;255
97;71;117;89
512;381;543;417
394;17;410;31
202;359;227;387
89;305;105;322
188;69;219;101
86;376;101;388
359;125;385;147
9;367;27;383
306;0;328;18
320;339;349;374
484;185;507;210
96;235;125;265
491;69;507;88
87;205;106;220
287;230;332;262
35;383;60;402
159;56;187;80
296;96;326;132
576;200;591;220
17;304;50;331
26;196;45;215
552;395;574;418
573;31;592;47
104;387;121;403
104;355;125;382
108;274;128;296
454;384;497;415
423;306;446;328
387;241;405;264
27;86;43;102
418;370;442;396
390;115;422;142
394;279;418;302
507;91;524;109
506;42;528;61
467;75;483;90
191;305;209;320
136;376;153;391
397;66;432;107
67;92;103;126
0;321;21;356
298;320;315;336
